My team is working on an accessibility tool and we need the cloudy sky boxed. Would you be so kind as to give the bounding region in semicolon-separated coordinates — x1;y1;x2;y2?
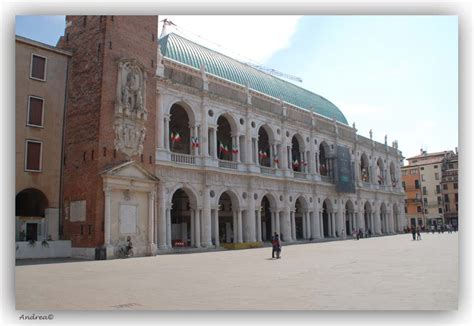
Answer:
16;15;458;159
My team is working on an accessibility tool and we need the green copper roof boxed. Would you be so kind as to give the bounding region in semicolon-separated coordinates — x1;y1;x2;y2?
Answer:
160;33;348;125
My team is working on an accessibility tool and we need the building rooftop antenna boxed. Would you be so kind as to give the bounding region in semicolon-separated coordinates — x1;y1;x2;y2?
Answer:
160;18;177;38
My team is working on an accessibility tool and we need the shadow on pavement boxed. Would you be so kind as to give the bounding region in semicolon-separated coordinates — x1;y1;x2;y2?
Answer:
16;258;94;266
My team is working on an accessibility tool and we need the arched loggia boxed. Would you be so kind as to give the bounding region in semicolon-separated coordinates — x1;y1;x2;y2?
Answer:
217;190;241;244
291;134;305;172
345;200;356;236
322;198;334;237
319;142;331;176
257;125;273;167
169;103;193;154
364;201;373;234
295;196;310;240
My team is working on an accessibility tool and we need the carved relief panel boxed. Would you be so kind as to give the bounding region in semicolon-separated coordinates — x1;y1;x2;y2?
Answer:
114;59;148;157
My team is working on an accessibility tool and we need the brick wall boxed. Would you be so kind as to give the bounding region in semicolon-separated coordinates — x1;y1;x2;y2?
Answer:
58;16;158;247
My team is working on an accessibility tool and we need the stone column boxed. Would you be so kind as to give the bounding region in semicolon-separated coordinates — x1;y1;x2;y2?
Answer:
306;212;312;239
194;209;201;247
281;143;288;171
288;146;293;170
275;211;281;235
193;125;199;156
201;105;209;157
212;128;218;159
254;139;259;166
164;115;170;150
282;207;291;241
104;188;112;246
212;209;219;247
291;211;296;240
148;191;156;254
256;209;262;242
166;207;172;248
190;209;195;246
233;211;238;243
316;151;320;174
269;143;274;168
331;212;336;237
201;188;212;247
157;185;167;249
247;194;256;242
237;210;243;243
319;211;324;238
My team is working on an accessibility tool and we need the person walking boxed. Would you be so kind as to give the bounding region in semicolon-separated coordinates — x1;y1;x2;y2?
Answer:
358;228;363;240
271;232;279;259
411;227;416;240
416;226;422;240
271;232;282;259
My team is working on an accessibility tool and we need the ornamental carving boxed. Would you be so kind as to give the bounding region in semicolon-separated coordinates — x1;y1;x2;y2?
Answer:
114;59;148;157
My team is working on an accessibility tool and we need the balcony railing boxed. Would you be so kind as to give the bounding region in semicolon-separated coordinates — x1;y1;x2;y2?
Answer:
260;166;275;175
171;153;195;165
218;160;238;170
294;172;307;180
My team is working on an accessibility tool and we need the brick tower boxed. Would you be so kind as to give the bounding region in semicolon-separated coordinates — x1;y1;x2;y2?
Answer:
58;16;158;256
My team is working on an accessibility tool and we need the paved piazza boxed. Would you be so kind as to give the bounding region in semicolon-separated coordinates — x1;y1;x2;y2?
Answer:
16;233;458;310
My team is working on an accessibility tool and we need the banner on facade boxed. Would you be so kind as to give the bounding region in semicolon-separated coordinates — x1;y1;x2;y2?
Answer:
336;145;356;193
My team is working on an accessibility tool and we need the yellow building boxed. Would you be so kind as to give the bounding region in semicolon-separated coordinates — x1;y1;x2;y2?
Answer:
15;36;71;242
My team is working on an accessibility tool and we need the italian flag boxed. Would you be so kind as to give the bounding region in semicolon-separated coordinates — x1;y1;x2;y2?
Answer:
219;143;229;154
232;145;238;154
171;132;182;143
192;137;199;148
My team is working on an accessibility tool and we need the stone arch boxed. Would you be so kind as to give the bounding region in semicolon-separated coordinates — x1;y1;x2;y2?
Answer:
294;195;309;240
216;114;238;161
257;124;275;167
380;202;388;234
167;184;198;208
169;102;197;154
16;188;49;242
344;199;356;236
319;141;331;176
291;133;305;172
392;202;400;232
215;188;241;211
167;100;196;124
217;189;242;244
259;193;278;242
322;198;334;238
364;201;373;234
360;152;370;182
16;188;49;217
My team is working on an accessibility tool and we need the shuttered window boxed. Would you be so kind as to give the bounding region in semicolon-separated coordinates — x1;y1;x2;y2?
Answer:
30;54;46;80
25;140;42;171
27;96;44;126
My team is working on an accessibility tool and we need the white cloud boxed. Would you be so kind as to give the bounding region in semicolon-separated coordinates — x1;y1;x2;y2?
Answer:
159;15;301;63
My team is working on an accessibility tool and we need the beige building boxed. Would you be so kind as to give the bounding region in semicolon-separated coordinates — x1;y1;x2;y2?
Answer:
441;150;458;227
15;36;71;242
404;150;454;227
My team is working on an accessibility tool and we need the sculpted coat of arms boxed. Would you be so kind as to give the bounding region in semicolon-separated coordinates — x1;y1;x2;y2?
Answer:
114;59;148;157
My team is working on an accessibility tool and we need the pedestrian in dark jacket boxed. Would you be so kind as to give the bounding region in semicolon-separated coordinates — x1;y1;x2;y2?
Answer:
271;232;279;259
411;227;416;240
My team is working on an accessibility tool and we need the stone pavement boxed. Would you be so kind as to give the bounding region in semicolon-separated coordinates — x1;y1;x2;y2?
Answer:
15;233;458;310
